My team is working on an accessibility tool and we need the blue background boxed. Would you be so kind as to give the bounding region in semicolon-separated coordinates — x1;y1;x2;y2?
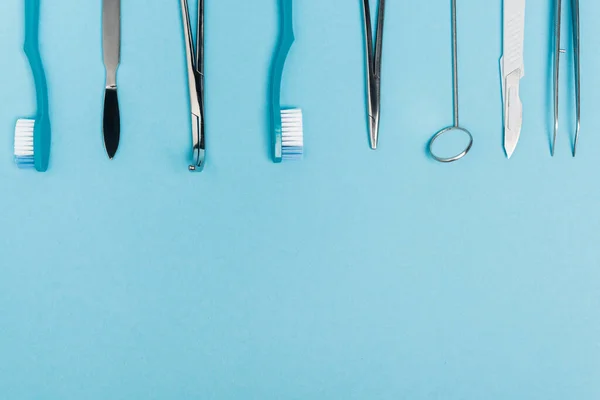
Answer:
1;0;599;398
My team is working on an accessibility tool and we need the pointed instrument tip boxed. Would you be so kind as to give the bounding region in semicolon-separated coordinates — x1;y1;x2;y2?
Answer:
505;141;517;160
368;117;379;150
105;145;118;160
369;130;378;150
369;131;378;150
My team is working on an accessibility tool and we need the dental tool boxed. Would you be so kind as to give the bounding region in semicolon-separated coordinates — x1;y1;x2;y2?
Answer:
181;0;205;171
501;0;526;159
553;0;580;156
428;0;473;163
102;0;121;159
362;0;385;150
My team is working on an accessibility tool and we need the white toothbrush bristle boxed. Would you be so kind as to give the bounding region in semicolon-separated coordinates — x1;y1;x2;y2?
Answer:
14;119;35;168
281;108;303;160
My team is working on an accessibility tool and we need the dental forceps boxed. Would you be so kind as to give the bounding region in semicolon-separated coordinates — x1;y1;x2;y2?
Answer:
362;0;385;150
553;0;580;156
181;0;205;171
428;0;473;163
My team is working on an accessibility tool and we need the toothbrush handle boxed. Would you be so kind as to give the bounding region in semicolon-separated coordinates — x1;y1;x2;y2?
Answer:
280;0;295;39
24;0;51;171
24;0;45;102
270;0;295;162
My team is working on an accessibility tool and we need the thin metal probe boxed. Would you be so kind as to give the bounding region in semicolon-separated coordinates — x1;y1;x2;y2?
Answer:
451;0;459;127
374;0;385;80
572;0;580;157
196;0;204;73
553;0;562;157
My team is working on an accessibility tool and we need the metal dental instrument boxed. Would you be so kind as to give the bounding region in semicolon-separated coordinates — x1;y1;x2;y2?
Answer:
102;0;121;159
553;0;580;157
501;0;526;159
181;0;205;171
362;0;385;150
428;0;473;163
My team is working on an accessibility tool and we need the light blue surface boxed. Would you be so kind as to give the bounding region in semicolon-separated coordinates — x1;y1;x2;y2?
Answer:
0;0;599;398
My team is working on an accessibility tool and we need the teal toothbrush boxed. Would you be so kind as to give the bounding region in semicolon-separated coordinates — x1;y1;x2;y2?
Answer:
14;0;51;171
270;0;303;162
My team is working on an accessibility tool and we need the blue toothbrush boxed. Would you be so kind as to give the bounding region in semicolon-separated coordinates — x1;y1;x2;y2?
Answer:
270;0;303;162
14;0;51;171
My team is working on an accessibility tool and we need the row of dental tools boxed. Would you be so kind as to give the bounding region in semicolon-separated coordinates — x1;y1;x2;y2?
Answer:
11;0;581;173
101;0;206;169
502;0;580;158
362;0;581;162
102;0;206;170
362;0;474;163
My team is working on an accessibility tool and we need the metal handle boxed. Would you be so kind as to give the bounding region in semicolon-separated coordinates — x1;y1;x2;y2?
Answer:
428;0;473;163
